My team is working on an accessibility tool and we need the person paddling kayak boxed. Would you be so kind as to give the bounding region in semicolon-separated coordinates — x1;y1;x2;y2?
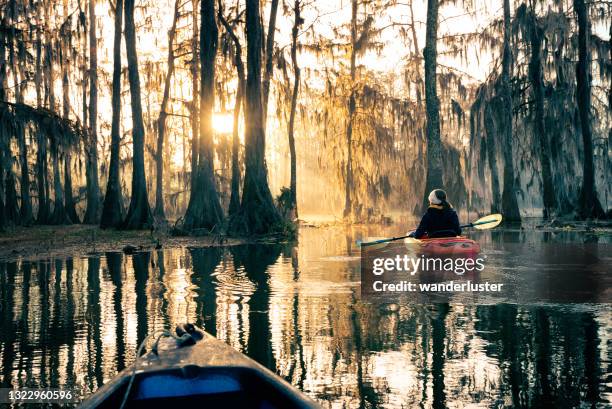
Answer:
409;189;461;239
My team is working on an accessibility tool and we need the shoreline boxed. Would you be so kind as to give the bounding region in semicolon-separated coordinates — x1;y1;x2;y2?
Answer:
0;219;610;262
0;225;249;262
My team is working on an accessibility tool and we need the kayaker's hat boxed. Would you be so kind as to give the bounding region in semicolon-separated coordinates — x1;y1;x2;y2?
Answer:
428;189;446;205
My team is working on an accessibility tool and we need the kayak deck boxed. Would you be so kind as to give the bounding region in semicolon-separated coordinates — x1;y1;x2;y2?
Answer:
79;328;319;409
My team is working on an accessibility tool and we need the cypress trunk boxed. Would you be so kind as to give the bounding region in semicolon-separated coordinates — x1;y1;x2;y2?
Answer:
484;104;501;212
218;5;245;217
122;0;154;229
154;0;179;221
84;0;100;223
0;27;6;228
229;0;282;235
35;128;49;223
48;13;70;225
287;0;300;219
12;79;33;225
62;0;79;223
528;9;556;218
343;0;357;219
229;76;244;217
422;0;443;212
500;0;521;222
574;0;604;219
34;13;49;223
10;29;33;225
190;0;200;191
261;0;279;130
183;0;224;231
50;137;70;224
17;124;33;225
5;171;19;225
64;150;79;223
0;153;5;229
100;0;124;228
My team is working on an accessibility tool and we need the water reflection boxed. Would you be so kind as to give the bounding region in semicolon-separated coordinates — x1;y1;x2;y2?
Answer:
0;226;610;408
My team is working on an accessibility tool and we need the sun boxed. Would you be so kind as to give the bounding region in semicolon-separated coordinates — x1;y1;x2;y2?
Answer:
212;112;234;135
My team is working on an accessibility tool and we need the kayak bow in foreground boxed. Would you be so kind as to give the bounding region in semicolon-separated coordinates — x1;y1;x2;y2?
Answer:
79;324;320;409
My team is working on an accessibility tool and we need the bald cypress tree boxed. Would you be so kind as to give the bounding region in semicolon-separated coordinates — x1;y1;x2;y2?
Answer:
228;0;282;235
122;0;153;229
422;0;443;212
182;0;224;231
500;0;521;222
574;0;604;219
84;0;100;223
100;0;124;228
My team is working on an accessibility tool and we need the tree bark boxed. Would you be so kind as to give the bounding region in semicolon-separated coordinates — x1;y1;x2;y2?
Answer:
34;6;49;223
408;0;422;104
80;0;88;138
5;171;19;225
218;4;245;217
84;0;100;223
422;0;443;212
122;0;154;229
287;0;301;219
183;0;224;231
261;0;279;130
574;0;604;219
11;37;33;225
343;0;358;219
0;23;6;228
484;104;501;213
50;136;70;224
229;0;282;235
499;0;521;222
49;1;71;225
154;0;180;220
190;0;200;191
0;154;4;229
35;128;49;223
528;9;556;218
100;0;124;228
62;0;79;223
45;22;69;224
64;150;79;223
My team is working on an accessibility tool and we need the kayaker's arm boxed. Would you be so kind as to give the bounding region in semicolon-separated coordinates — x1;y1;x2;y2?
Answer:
411;213;429;239
451;211;461;236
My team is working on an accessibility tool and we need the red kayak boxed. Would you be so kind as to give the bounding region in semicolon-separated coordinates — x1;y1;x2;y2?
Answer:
407;236;481;256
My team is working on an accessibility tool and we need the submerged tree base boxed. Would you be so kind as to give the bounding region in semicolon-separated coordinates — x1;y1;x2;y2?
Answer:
182;169;224;232
229;180;296;239
122;189;154;230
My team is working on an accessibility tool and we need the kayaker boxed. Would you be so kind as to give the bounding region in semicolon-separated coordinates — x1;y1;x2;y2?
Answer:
409;189;461;238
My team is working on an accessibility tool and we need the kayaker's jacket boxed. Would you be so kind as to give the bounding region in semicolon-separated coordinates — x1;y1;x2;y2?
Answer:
411;205;461;239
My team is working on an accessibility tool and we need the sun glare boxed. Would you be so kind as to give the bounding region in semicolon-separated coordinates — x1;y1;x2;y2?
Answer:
213;112;234;135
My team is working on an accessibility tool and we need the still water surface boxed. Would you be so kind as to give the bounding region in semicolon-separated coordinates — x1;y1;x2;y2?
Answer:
0;225;610;408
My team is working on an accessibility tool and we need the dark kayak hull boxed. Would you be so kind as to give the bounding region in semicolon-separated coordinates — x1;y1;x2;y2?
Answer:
79;330;320;409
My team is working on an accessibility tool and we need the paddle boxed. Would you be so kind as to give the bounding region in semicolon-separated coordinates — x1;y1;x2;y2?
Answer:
357;213;503;247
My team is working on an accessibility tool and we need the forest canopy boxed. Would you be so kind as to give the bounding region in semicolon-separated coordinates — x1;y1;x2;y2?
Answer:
0;0;610;233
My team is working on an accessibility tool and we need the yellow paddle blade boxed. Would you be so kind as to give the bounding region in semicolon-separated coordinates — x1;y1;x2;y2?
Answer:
472;213;503;230
403;236;420;244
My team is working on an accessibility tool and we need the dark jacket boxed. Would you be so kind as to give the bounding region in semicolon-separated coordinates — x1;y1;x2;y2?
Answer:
411;206;461;239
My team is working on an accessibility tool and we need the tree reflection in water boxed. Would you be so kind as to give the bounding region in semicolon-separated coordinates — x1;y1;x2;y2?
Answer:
0;228;609;408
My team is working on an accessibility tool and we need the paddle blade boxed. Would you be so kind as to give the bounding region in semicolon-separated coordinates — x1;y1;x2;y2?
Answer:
472;213;503;230
359;237;390;250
